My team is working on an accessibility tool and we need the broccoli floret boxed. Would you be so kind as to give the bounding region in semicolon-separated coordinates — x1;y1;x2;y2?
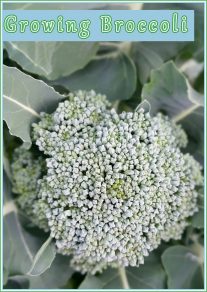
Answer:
11;146;48;231
12;90;203;274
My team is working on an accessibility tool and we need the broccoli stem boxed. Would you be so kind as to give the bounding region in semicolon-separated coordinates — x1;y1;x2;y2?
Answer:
118;266;130;289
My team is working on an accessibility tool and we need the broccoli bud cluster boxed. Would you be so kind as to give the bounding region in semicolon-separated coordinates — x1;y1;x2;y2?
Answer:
11;146;48;231
12;90;203;274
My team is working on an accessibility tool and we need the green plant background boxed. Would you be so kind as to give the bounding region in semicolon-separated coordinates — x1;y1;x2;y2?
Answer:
2;2;204;290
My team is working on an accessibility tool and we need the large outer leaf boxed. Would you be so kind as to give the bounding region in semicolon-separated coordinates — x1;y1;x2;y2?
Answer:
4;42;98;80
3;216;13;285
141;61;204;165
3;123;21;181
3;210;73;289
126;251;166;289
3;173;73;289
131;43;163;85
138;42;186;63
79;251;166;289
141;61;203;118
4;212;34;276
53;52;137;101
28;237;56;276
180;106;204;165
29;255;73;289
3;173;16;284
3;65;63;148
162;245;203;289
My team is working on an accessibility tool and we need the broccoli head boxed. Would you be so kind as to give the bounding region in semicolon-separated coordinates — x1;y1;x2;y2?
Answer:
12;90;203;274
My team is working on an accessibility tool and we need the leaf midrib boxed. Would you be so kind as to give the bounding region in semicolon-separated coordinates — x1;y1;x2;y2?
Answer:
3;94;40;118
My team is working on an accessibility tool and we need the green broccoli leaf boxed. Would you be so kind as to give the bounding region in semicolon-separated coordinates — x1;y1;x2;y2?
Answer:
141;61;204;165
161;245;203;289
52;51;137;101
3;123;21;181
131;43;163;85
141;61;203;118
3;65;63;148
28;255;73;289
27;237;56;276
3;212;34;276
180;106;204;165
3;172;74;289
79;251;166;289
3;210;74;289
4;42;98;80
